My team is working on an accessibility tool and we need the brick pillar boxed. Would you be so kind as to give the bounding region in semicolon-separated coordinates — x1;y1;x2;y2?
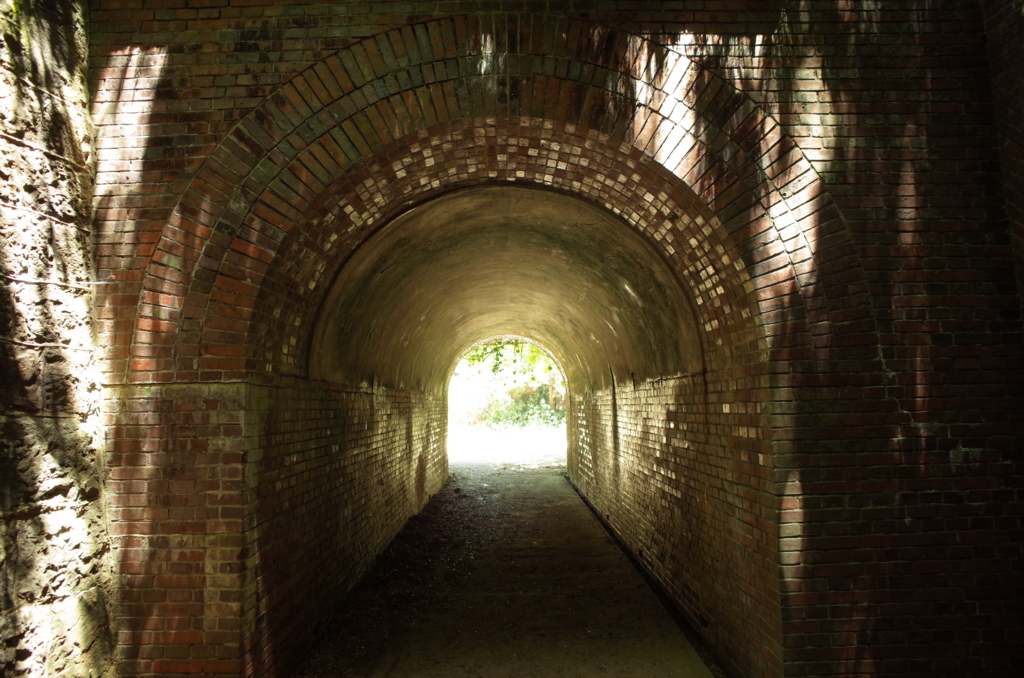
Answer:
105;384;246;677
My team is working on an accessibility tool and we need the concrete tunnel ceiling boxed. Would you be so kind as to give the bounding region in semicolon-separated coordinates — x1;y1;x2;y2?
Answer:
310;186;704;393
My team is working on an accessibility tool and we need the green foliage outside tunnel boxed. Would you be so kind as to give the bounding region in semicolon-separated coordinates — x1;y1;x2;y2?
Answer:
452;339;566;428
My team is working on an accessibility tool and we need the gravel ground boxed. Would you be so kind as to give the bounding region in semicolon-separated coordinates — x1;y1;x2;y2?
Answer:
288;458;727;678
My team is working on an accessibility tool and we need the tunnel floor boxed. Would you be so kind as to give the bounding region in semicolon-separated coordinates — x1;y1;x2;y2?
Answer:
290;461;720;678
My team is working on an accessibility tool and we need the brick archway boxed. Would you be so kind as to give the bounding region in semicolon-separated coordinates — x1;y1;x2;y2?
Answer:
115;16;874;386
101;16;883;678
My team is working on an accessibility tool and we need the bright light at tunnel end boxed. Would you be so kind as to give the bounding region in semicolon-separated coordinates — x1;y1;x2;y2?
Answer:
447;335;568;468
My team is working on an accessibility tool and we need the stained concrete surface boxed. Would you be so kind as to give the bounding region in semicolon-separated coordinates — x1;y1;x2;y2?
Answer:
291;460;719;678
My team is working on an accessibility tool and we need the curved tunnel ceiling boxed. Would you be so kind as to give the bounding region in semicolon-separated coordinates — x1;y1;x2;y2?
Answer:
310;186;703;393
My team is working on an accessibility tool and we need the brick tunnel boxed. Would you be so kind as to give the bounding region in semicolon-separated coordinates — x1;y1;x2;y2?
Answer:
2;3;1023;678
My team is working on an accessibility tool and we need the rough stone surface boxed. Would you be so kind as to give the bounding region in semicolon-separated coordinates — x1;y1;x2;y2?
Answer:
0;0;111;676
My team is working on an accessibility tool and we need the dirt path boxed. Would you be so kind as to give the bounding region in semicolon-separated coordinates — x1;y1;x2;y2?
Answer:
290;462;720;678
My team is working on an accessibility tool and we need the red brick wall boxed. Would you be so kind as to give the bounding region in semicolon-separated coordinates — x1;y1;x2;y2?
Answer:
104;384;247;677
240;378;446;678
104;379;446;678
979;10;1024;668
570;372;778;678
740;5;1023;676
982;0;1024;306
85;3;1023;678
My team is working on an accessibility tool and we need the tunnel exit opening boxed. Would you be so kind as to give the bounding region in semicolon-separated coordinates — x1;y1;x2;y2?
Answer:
447;336;568;468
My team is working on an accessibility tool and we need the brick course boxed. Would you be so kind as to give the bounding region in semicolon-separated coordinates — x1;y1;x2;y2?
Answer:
570;372;778;675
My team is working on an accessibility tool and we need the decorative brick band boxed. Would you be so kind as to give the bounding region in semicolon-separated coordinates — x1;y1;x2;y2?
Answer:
102;16;872;391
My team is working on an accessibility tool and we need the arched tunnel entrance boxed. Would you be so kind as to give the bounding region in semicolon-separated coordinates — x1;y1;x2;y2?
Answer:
246;182;768;677
101;19;846;678
217;173;782;678
108;119;790;678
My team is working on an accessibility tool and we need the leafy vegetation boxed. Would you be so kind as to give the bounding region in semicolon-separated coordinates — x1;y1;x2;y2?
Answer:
452;338;566;428
480;383;565;427
462;338;558;377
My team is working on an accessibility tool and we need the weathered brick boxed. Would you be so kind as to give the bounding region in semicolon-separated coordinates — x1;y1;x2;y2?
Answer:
78;6;1024;678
